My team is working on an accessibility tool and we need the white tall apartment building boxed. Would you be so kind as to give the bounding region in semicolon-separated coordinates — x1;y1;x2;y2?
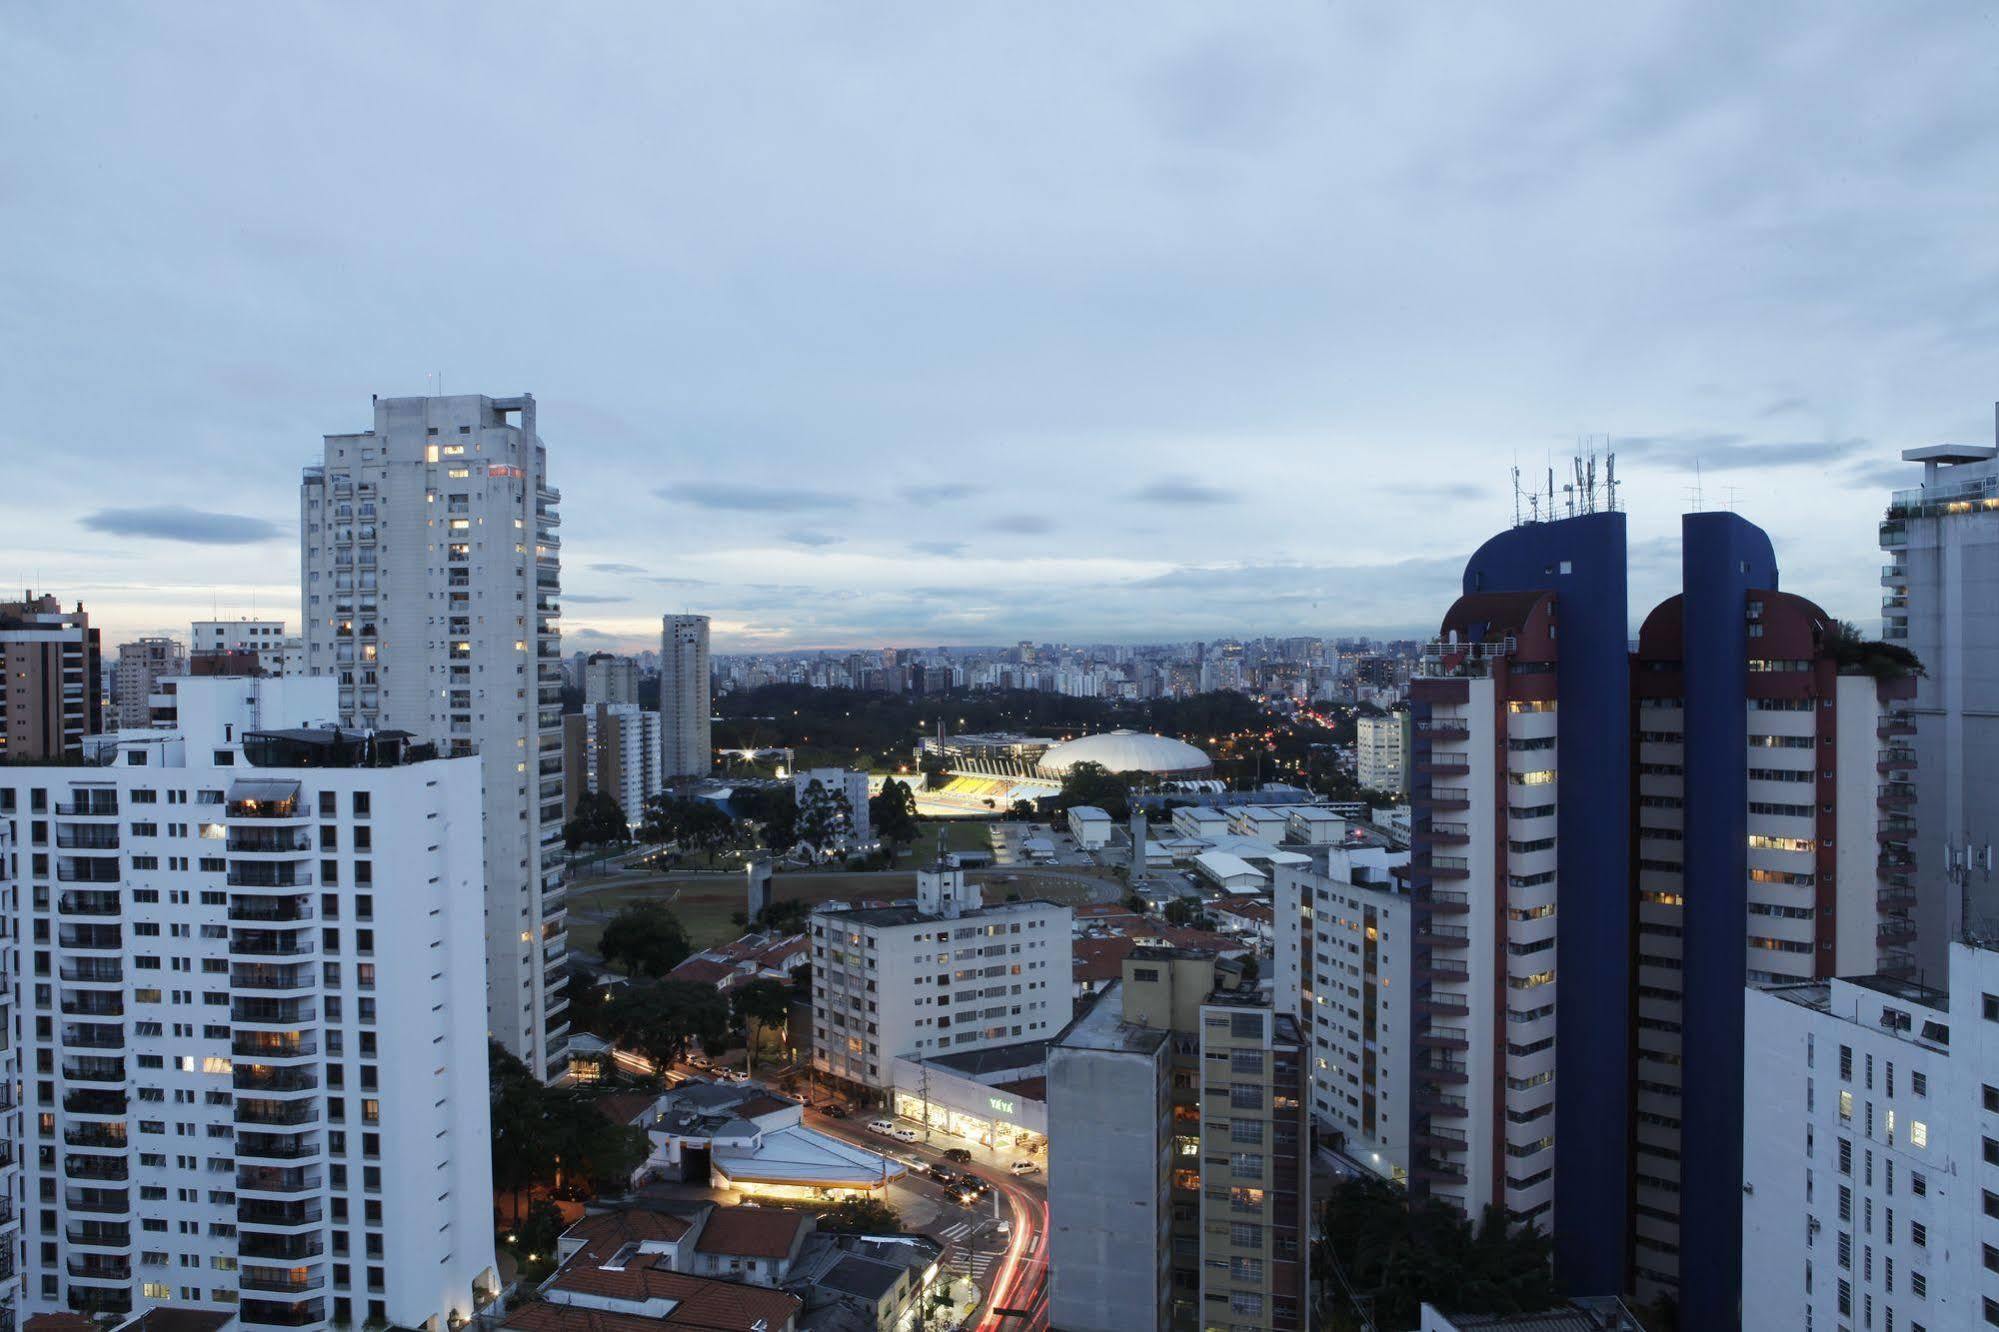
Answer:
1742;941;1999;1332
1355;711;1411;794
0;828;25;1329
191;621;301;677
0;675;497;1329
793;768;871;847
1271;847;1412;1185
809;866;1071;1091
562;704;662;826
1880;436;1999;976
581;653;638;708
660;616;711;780
300;393;568;1079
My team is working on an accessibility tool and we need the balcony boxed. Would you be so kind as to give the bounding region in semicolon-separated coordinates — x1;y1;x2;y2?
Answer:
1416;991;1471;1018
1417;1025;1470;1051
61;959;123;984
64;1124;128;1150
1878;917;1917;944
1420;854;1470;881
240;1269;327;1296
1414;1123;1470;1150
1417;1054;1469;1084
54;795;119;818
63;1090;127;1117
1425;786;1471;810
1414;1089;1468;1118
236;1166;323;1195
61;994;123;1018
1418;754;1472;776
1427;890;1471;915
62;1025;125;1052
226;796;306;822
1877;716;1916;739
65;1188;129;1215
56;860;120;884
1422;820;1471;845
59;925;122;952
233;1066;317;1094
239;1233;325;1261
57;892;121;917
55;827;120;850
228;864;312;889
1878;783;1916;811
231;963;317;993
65;1223;131;1249
236;1133;320;1162
232;999;316;1026
226;828;312;855
1878;886;1917;910
63;1156;129;1182
229;931;315;958
1416;1155;1469;1184
1416;961;1470;985
1877;747;1916;773
62;1057;126;1085
235;1099;321;1128
238;1300;327;1327
1415;921;1471;950
228;897;315;924
67;1257;133;1283
232;1033;318;1061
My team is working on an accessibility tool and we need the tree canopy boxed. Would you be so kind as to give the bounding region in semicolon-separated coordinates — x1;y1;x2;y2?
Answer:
870;777;919;862
489;1043;651;1219
598;902;693;979
1057;761;1130;817
817;1196;902;1234
564;791;630;852
642;794;738;863
1317;1175;1558;1330
605;977;733;1070
731;977;793;1052
796;778;856;852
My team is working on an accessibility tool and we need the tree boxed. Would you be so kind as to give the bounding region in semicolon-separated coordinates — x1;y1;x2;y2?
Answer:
818;1196;902;1234
756;786;800;852
1164;896;1215;930
489;1043;651;1219
605;978;733;1070
796;779;854;854
731;977;794;1055
642;794;739;865
598;902;693;979
1057;761;1129;818
1008;799;1035;821
751;897;810;936
919;752;952;791
564;791;630;852
870;778;919;864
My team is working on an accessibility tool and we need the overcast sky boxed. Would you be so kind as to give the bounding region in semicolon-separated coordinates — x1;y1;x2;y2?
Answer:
4;3;1994;655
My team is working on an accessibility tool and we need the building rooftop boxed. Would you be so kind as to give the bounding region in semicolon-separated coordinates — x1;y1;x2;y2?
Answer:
811;896;1062;928
816;1253;907;1302
692;1206;809;1260
240;726;429;768
920;1038;1049;1078
1050;983;1171;1056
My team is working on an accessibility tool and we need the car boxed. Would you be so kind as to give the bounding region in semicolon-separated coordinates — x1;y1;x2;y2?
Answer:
941;1148;972;1164
929;1169;961;1190
892;1126;920;1143
820;1104;847;1119
867;1119;896;1136
1008;1160;1040;1176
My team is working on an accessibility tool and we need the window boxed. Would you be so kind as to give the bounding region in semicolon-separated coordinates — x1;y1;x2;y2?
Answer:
1910;1120;1928;1149
1911;1221;1926;1248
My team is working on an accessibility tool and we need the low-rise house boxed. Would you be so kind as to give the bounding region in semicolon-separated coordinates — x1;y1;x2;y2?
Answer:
534;1205;808;1331
669;931;810;994
634;1082;905;1200
787;1233;944;1332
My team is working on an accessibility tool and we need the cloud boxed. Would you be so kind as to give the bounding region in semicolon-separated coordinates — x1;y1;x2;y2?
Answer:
649;576;713;588
1759;396;1811;417
661;483;856;512
900;483;976;503
566;627;621;642
986;513;1056;534
1407;482;1490;501
1837;460;1918;491
1612;434;1870;471
910;540;968;557
586;562;648;575
783;531;844;548
1131;477;1238;505
561;593;631;605
80;505;282;545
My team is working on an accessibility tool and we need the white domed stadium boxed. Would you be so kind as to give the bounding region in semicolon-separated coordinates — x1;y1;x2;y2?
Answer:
1036;730;1213;779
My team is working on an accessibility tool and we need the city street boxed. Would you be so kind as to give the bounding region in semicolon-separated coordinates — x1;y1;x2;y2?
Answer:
802;1107;1049;1331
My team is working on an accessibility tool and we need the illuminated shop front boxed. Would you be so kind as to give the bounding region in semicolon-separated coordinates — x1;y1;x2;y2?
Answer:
889;1045;1048;1151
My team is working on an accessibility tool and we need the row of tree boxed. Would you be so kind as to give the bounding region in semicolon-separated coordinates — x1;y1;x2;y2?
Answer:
563;777;926;867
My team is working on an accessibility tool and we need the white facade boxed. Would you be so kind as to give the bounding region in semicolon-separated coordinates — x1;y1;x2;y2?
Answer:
581;653;638;708
660;616;711;780
1065;806;1111;850
1272;848;1411;1184
793;769;871;847
1742;945;1999;1332
809;867;1072;1089
1880;442;1999;976
300;393;568;1079
191;620;300;677
1355;712;1411;794
0;676;496;1330
570;704;662;825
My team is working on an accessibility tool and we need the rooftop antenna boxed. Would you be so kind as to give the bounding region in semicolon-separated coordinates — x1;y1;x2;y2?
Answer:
1512;458;1523;527
1685;459;1706;513
1605;448;1619;512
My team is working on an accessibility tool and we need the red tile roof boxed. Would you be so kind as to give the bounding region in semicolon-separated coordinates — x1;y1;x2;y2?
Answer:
513;1280;800;1332
27;1317;97;1332
692;1206;809;1260
561;1206;696;1253
667;958;737;989
731;1093;796;1121
1073;903;1142;920
993;1075;1046;1102
592;1092;661;1128
1071;936;1139;983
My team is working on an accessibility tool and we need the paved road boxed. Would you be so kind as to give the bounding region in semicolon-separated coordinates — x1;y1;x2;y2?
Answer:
802;1108;1048;1330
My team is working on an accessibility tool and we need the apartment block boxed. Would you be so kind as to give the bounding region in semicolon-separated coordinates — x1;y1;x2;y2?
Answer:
660;616;711;780
1355;710;1412;795
299;393;567;1079
0;675;497;1329
0;595;102;761
1270;847;1410;1185
1742;941;1999;1332
793;769;871;847
1048;950;1309;1332
190;621;300;678
581;653;638;708
1878;436;1999;976
561;704;661;824
112;640;185;731
808;865;1070;1092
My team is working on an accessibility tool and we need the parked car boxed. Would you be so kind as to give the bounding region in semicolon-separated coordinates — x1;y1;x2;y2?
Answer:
1008;1160;1040;1176
820;1104;847;1119
867;1119;896;1136
892;1126;920;1143
942;1147;973;1164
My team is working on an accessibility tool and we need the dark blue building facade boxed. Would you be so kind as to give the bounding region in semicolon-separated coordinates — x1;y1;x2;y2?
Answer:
1456;512;1632;1298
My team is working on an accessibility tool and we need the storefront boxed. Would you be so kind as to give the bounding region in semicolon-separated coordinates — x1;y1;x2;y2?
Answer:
889;1047;1047;1152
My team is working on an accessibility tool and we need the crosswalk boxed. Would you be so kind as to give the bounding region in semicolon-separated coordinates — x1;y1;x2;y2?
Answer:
938;1220;973;1243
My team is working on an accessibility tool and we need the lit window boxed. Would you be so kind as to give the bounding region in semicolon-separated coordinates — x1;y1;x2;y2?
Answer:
1910;1120;1928;1149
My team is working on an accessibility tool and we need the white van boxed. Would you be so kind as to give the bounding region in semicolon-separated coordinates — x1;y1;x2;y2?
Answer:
867;1119;896;1136
892;1126;920;1143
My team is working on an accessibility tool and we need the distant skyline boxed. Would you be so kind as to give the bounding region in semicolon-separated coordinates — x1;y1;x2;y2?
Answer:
4;4;1993;652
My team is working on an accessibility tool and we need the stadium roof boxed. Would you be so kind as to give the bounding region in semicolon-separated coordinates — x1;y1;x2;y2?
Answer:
1040;730;1211;776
